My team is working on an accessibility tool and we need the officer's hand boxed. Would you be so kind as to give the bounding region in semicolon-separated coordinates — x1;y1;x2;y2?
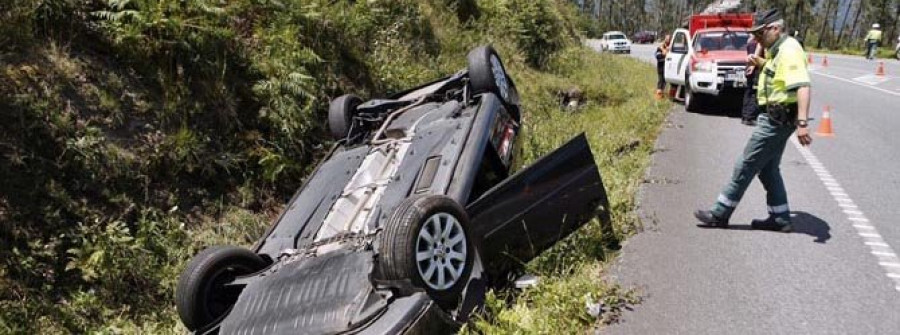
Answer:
797;127;813;146
747;54;765;67
746;65;755;75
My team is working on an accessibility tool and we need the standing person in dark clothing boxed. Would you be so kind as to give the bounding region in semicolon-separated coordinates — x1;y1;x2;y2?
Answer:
655;34;671;99
789;30;804;48
742;35;763;126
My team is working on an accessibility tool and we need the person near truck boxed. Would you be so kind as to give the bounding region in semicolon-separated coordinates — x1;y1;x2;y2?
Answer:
655;34;672;99
695;9;813;232
742;35;764;126
865;23;882;60
789;30;804;48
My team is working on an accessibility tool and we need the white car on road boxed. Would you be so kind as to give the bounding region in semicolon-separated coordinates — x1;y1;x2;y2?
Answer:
600;31;632;54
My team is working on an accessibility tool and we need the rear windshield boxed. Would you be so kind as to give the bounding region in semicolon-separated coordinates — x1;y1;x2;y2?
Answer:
693;31;750;51
607;34;627;40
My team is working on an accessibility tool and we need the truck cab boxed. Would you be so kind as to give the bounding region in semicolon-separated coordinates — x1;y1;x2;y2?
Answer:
664;13;753;111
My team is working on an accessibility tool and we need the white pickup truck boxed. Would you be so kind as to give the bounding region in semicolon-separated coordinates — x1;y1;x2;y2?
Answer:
599;31;632;54
664;14;753;111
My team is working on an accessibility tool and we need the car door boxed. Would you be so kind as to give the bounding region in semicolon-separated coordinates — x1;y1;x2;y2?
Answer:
665;29;691;85
465;134;610;278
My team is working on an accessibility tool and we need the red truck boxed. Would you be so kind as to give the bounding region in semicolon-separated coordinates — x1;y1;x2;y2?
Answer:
663;13;754;111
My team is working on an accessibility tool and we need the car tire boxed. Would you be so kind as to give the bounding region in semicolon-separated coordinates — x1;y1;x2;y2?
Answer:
377;195;474;309
467;45;515;105
684;74;700;112
176;246;267;331
328;94;363;141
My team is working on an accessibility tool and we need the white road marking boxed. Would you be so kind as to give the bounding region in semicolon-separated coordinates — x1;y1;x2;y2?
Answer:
852;74;891;85
873;251;898;257
792;137;900;295
812;71;900;97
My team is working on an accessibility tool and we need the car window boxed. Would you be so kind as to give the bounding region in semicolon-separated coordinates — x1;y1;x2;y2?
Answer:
609;34;626;40
693;32;750;51
671;33;687;53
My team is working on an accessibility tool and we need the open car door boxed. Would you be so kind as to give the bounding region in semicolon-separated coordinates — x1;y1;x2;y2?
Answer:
466;133;610;278
665;28;691;86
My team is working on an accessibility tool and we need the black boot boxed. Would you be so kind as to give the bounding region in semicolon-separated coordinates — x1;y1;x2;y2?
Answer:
751;216;793;233
694;210;729;228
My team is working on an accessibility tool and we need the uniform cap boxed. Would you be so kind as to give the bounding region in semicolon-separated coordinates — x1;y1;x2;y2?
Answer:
750;9;782;32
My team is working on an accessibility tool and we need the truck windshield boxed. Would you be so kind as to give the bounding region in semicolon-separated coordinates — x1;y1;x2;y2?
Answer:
607;34;627;40
693;32;750;51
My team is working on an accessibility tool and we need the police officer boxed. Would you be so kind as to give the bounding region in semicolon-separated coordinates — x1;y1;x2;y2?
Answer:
865;23;882;60
694;9;812;232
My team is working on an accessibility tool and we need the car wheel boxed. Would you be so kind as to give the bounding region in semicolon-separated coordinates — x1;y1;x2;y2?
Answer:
328;94;363;141
378;195;474;308
467;45;512;104
176;246;267;331
684;74;700;112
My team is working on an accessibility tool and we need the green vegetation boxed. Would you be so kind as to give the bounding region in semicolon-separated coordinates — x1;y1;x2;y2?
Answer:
1;0;670;333
807;46;899;60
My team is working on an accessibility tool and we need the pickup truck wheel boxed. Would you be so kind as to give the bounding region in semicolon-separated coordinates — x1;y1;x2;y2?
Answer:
684;86;695;111
176;246;267;331
468;45;512;104
684;74;701;112
328;94;363;141
378;195;474;309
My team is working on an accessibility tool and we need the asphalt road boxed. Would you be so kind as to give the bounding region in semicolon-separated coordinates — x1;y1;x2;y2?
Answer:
593;42;900;334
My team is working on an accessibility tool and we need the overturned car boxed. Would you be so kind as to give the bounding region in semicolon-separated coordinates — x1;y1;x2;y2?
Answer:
176;46;611;335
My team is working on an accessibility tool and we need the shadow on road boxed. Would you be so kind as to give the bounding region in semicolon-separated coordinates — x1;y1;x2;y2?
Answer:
789;211;832;243
684;92;745;118
698;211;832;243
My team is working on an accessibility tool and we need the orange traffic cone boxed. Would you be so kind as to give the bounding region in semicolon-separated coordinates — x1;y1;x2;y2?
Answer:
822;56;829;67
876;61;885;76
816;105;835;137
808;53;813;64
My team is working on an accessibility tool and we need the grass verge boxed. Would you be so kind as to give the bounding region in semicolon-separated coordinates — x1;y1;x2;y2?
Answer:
807;46;899;60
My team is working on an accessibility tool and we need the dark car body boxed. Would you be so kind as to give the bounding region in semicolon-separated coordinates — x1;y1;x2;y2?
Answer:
184;47;611;335
632;31;657;44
